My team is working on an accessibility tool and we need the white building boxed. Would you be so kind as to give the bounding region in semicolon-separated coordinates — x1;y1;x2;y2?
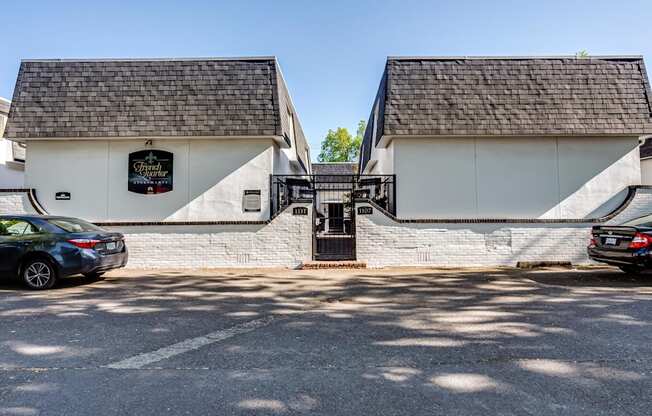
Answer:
353;56;652;268
2;55;652;269
3;58;310;222
0;97;24;188
360;56;652;220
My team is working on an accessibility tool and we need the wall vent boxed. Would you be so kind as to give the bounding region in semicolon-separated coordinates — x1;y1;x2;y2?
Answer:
236;253;251;264
416;249;431;263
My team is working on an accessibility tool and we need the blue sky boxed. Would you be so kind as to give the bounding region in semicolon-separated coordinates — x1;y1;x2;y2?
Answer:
1;0;651;160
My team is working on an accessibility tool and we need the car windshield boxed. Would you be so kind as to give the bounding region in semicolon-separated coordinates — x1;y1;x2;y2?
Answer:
47;218;104;233
621;214;652;227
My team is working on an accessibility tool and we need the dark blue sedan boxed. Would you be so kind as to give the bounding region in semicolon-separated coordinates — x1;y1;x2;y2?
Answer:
0;215;128;289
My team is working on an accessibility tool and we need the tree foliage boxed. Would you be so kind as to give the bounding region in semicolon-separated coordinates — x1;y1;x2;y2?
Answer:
317;120;366;162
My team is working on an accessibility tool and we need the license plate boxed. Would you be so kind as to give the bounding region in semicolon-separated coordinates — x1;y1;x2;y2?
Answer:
605;237;618;245
106;242;116;250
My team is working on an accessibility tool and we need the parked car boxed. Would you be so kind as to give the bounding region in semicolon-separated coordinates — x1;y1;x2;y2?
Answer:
0;215;128;289
588;214;652;273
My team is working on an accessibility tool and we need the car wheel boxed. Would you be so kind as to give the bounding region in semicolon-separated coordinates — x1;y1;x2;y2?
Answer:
22;258;57;290
619;265;644;275
83;272;105;281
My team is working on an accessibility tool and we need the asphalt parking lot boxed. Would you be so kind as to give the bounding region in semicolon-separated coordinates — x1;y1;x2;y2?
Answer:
1;266;652;415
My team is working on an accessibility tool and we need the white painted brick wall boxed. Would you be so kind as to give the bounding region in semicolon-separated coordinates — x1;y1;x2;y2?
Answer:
356;188;652;268
0;191;311;269
3;188;652;269
105;203;312;269
0;191;38;215
606;188;652;224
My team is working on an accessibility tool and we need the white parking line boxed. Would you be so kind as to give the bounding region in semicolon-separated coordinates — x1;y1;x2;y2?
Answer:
104;316;277;369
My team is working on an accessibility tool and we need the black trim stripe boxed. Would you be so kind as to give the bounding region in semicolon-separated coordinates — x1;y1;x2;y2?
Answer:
95;220;268;226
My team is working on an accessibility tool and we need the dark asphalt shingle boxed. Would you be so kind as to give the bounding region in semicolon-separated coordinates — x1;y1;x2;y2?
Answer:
312;163;358;176
6;58;306;148
361;56;652;171
4;57;310;171
384;57;652;137
6;59;279;138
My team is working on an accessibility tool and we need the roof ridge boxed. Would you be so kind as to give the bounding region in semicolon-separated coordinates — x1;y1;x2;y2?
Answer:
21;56;277;63
387;55;644;61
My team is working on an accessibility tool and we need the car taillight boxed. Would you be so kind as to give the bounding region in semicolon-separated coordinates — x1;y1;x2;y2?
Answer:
628;233;652;250
68;239;100;249
588;237;597;248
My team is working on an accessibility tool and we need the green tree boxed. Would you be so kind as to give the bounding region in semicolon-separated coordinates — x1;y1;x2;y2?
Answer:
318;120;366;162
576;50;589;58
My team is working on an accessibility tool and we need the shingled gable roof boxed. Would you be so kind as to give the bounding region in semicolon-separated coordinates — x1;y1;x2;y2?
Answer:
4;57;310;170
312;162;358;176
360;55;652;171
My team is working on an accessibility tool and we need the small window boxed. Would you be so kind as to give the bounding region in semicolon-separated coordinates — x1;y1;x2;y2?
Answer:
0;220;40;236
371;101;379;144
12;142;26;163
287;109;295;144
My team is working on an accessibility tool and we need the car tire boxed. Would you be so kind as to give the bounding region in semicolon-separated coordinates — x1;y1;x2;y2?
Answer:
83;272;105;281
619;265;644;275
22;258;57;290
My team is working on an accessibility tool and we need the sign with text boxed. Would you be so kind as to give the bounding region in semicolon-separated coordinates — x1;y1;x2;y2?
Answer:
55;192;71;201
128;150;173;195
293;207;309;216
243;190;262;212
357;206;373;215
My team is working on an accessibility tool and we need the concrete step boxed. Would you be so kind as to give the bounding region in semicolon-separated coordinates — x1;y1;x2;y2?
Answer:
299;261;367;270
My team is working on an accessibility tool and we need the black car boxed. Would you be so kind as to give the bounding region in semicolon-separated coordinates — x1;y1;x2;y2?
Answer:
588;214;652;273
0;215;128;289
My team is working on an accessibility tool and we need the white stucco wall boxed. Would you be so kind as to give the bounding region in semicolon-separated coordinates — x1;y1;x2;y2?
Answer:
25;138;279;222
641;158;652;185
273;144;305;176
0;109;24;188
391;136;640;219
366;140;394;175
355;187;652;268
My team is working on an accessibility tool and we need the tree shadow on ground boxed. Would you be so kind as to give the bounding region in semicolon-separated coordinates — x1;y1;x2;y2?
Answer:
1;266;652;414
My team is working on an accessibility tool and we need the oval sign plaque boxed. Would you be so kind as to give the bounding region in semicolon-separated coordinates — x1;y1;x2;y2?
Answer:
128;150;174;195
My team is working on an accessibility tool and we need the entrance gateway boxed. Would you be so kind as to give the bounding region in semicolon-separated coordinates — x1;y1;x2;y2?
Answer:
271;174;395;261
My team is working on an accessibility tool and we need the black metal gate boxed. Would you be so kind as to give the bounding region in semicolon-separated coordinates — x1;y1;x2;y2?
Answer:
313;175;356;260
270;174;396;261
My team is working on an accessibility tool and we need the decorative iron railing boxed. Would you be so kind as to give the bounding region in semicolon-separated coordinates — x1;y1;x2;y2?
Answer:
270;174;396;219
